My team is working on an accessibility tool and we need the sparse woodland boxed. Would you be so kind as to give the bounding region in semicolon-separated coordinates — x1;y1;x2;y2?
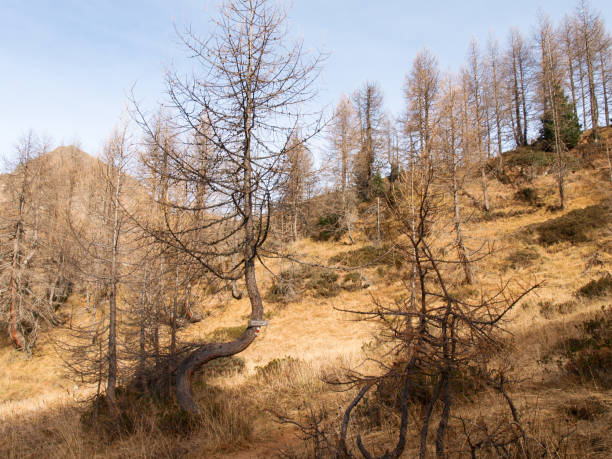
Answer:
1;0;611;457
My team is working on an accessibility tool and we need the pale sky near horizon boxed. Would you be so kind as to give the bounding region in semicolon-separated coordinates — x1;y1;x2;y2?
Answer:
1;0;610;162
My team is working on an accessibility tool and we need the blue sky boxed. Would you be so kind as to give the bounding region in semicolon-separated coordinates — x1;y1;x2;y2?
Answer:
1;0;610;160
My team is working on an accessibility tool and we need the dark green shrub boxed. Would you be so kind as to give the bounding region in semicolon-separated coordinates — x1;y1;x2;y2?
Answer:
549;307;612;388
514;187;540;206
533;204;610;246
373;361;488;412
305;269;341;297
576;274;612;298
313;213;341;241
81;391;200;440
503;147;556;170
329;244;397;267
265;265;318;303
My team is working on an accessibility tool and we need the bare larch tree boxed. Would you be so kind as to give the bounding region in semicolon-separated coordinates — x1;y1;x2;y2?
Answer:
133;0;322;414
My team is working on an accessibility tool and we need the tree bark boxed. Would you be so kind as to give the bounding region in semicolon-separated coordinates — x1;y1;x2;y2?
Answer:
106;171;122;409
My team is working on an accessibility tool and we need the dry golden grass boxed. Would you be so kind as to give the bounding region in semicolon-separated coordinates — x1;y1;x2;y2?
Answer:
1;137;611;457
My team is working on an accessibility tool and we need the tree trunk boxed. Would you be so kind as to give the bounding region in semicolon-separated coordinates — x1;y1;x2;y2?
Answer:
175;10;264;413
517;41;529;146
106;172;122;409
138;268;147;390
606;143;612;183
585;33;599;130
175;258;263;414
9;188;26;350
512;54;524;146
579;56;588;129
491;51;504;171
453;170;474;285
480;159;490;212
600;52;609;127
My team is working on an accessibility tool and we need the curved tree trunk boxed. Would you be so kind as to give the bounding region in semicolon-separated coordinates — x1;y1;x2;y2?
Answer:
175;258;263;414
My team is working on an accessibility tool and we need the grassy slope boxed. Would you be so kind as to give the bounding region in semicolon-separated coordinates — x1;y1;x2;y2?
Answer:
1;132;611;457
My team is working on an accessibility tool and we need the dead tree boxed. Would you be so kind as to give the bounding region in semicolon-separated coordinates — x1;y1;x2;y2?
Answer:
466;39;491;212
505;28;532;148
353;82;385;202
403;48;440;164
334;166;537;458
59;126;136;409
439;76;474;284
326;94;359;243
278;131;314;242
538;15;569;209
0;132;57;352
132;0;323;414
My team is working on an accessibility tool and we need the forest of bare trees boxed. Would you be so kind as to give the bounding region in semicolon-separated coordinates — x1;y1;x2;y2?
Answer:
0;1;609;454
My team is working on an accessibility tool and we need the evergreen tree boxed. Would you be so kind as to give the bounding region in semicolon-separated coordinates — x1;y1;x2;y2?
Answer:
539;88;581;151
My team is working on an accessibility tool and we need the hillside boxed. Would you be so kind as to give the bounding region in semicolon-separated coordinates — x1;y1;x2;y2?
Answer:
0;129;610;457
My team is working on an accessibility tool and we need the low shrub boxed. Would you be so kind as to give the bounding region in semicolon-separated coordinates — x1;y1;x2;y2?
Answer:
255;356;302;381
549;306;612;388
533;203;610;246
305;269;341;297
341;272;368;291
267;264;366;300
576;274;612;298
265;265;316;303
514;187;541;206
538;300;578;319
208;325;246;342
312;214;342;241
503;147;555;170
557;300;578;315
81;391;200;441
205;356;246;377
329;244;398;268
563;397;607;421
373;361;488;414
538;300;556;318
505;246;540;270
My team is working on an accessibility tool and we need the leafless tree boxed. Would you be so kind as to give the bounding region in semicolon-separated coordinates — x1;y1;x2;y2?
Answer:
537;15;569;209
353;82;385;202
466;38;491;211
561;15;581;121
132;0;323;414
325;94;359;243
403;49;440;163
278;131;314;242
60;125;136;409
506;28;533;147
0;132;53;351
486;35;508;172
333;167;537;458
575;0;601;131
438;76;475;284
